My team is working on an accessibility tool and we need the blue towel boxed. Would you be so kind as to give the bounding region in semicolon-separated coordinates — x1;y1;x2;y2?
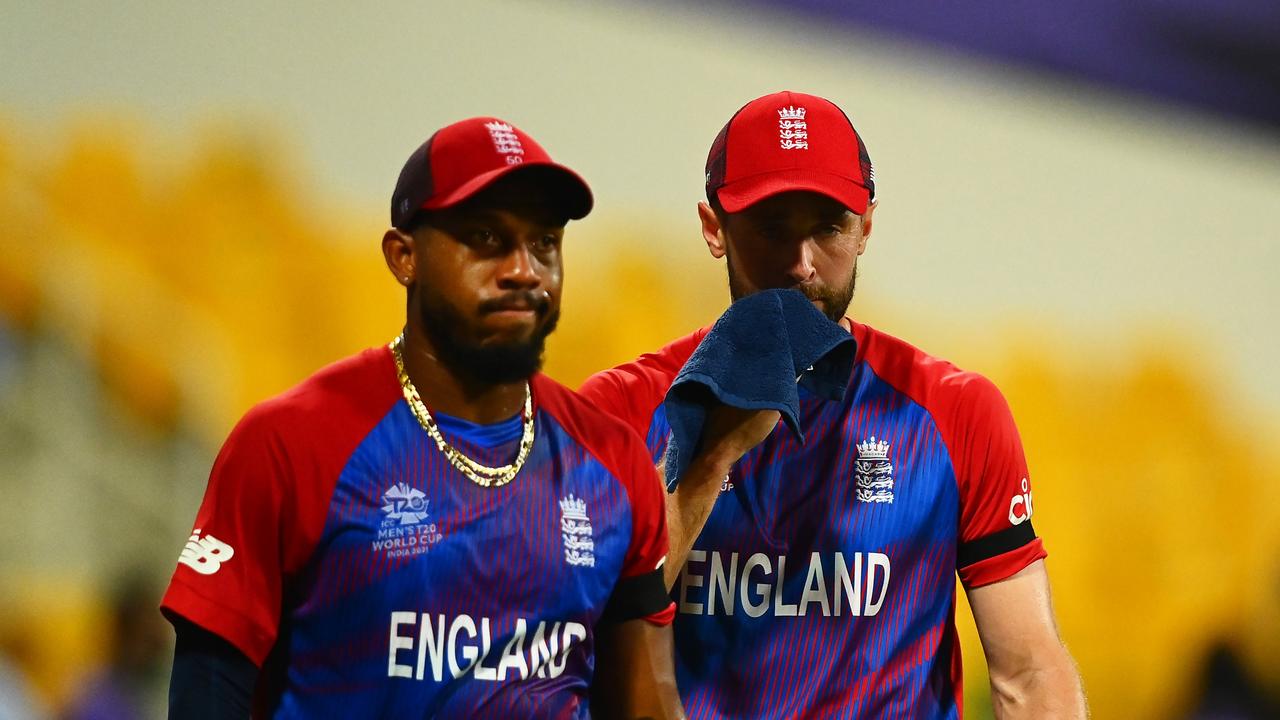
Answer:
662;288;857;490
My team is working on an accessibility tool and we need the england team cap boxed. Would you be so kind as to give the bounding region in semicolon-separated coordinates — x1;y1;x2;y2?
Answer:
705;90;875;215
391;116;593;229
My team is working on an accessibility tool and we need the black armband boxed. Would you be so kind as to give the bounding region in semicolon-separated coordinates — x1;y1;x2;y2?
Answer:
957;521;1037;569
600;567;671;624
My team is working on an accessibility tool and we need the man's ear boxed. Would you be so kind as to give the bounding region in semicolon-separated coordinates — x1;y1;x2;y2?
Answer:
856;200;878;256
698;201;727;259
382;227;416;287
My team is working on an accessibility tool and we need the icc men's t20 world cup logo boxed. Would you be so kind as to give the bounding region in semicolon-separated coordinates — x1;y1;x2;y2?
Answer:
381;482;429;525
373;482;442;558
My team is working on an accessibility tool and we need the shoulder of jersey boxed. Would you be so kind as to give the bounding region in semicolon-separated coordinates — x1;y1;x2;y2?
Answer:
581;326;711;401
533;373;652;473
637;325;711;379
234;345;401;442
852;320;1004;413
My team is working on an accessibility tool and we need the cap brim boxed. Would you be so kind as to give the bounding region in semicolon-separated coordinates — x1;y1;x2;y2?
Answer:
716;169;869;215
422;162;594;221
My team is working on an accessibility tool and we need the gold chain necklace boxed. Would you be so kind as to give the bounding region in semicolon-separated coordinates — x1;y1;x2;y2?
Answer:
390;334;535;488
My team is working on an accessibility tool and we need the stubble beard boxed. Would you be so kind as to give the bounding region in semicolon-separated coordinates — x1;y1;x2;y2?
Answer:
725;246;858;323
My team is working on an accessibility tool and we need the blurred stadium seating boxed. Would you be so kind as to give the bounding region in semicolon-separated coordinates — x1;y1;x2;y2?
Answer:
1;121;1277;718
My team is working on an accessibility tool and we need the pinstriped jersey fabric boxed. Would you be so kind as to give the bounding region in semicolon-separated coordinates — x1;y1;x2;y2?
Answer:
655;371;961;719
268;402;628;718
579;321;1049;720
163;348;672;719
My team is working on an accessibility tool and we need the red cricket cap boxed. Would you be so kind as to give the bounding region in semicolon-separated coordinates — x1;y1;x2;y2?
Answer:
705;91;875;214
391;117;593;229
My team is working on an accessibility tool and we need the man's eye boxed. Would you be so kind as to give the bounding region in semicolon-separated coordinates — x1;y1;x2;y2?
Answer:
471;229;498;245
815;225;842;238
537;234;561;251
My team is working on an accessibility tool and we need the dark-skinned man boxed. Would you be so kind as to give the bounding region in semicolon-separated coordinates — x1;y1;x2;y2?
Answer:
162;117;685;719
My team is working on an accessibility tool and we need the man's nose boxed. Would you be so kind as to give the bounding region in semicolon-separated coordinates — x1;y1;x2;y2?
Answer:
783;240;817;285
497;244;541;288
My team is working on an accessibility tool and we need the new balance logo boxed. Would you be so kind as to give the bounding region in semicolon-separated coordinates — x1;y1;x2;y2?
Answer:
178;530;235;575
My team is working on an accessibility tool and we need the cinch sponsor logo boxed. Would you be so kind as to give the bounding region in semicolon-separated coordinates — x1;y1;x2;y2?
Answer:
387;613;586;683
676;550;891;618
1009;477;1034;525
177;530;234;575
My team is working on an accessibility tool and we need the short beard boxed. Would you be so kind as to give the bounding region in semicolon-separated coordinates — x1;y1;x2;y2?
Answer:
725;247;858;323
417;289;558;385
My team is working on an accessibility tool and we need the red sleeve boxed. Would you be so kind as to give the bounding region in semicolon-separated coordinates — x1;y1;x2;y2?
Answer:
946;374;1046;588
160;405;299;666
533;375;676;626
845;325;1047;589
161;347;401;665
606;429;676;626
577;327;709;437
618;433;670;580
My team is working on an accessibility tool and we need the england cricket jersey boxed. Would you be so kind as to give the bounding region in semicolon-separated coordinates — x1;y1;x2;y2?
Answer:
578;321;1047;720
162;345;673;719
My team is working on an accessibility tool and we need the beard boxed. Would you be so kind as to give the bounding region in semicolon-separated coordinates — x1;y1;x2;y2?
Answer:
417;287;559;384
725;248;858;323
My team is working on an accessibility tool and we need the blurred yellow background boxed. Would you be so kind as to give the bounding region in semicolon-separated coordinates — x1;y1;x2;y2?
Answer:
2;1;1278;718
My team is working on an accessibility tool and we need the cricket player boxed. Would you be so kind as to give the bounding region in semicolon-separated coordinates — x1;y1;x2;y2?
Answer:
579;91;1088;719
162;117;684;719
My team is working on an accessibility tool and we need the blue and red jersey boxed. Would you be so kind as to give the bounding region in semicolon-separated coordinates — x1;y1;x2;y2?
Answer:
162;344;673;718
578;320;1046;720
